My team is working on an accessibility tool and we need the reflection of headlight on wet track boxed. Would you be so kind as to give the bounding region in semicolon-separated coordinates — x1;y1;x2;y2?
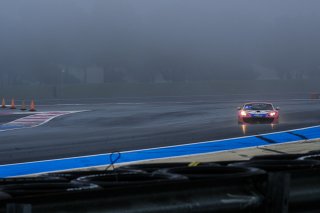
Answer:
241;124;247;135
271;123;275;130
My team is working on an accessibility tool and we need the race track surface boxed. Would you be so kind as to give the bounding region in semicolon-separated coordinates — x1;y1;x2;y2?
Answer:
0;94;320;164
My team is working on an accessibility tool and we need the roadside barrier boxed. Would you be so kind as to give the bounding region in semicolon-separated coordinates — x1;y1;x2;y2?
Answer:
155;165;264;180
230;159;320;212
1;182;101;198
115;162;217;173
307;149;320;155
0;176;68;185
73;172;182;188
250;153;306;161
45;170;126;181
298;154;320;161
2;153;320;213
230;159;320;171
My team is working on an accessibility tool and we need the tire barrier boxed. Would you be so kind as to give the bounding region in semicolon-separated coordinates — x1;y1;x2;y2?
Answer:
1;152;320;213
307;149;320;155
0;176;68;185
115;162;218;173
230;159;320;172
0;183;87;197
298;154;320;161
0;176;100;198
73;172;186;188
230;159;320;213
250;153;306;161
154;165;265;181
45;170;131;181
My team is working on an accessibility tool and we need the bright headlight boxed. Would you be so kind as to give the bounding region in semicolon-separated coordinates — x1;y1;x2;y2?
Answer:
240;111;247;116
269;112;276;116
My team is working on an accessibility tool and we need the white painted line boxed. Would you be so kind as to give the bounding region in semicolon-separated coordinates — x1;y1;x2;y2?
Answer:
0;124;319;168
0;110;88;132
9;139;318;178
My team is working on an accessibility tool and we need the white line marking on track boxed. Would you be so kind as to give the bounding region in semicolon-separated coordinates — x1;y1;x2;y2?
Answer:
0;110;87;132
0;124;318;169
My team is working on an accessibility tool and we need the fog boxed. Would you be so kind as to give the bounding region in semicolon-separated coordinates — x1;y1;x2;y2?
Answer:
1;0;320;86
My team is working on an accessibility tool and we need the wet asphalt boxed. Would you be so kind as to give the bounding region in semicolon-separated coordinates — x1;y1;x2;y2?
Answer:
0;94;320;164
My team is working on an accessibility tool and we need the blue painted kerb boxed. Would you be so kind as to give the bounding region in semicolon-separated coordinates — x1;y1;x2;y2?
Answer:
0;126;319;177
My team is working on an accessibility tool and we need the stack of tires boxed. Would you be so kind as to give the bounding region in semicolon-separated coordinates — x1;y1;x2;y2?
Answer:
1;151;320;213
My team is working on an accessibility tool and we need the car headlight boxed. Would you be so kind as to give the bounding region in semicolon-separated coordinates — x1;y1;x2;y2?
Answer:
269;112;276;117
240;111;247;116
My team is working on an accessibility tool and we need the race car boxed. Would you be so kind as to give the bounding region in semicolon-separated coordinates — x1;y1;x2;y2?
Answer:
237;102;279;124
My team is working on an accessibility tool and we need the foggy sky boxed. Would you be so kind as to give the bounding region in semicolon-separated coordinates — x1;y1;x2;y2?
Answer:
1;0;320;85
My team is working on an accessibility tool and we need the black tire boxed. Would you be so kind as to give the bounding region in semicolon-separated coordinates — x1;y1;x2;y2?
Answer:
230;160;320;172
116;162;218;173
155;165;265;180
73;172;185;188
251;153;306;161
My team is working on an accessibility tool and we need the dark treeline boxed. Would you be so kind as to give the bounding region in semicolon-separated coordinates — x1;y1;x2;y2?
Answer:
0;0;320;86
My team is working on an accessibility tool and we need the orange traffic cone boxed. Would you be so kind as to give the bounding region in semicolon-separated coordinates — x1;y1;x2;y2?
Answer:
20;100;27;111
29;100;36;112
10;98;16;109
1;98;6;108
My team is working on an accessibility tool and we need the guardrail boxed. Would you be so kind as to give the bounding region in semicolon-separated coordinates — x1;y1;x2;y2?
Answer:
2;151;320;213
